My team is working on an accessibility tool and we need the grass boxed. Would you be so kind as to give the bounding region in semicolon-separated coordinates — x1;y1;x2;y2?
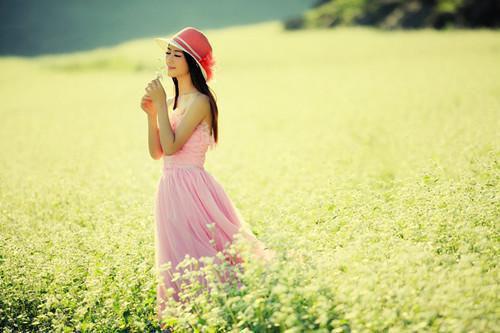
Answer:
0;21;498;332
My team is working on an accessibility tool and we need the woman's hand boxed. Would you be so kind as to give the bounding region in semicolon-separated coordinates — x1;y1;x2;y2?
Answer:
140;93;157;117
145;77;167;105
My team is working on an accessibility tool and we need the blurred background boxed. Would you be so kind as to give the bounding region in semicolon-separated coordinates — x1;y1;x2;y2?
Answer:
1;0;498;56
0;0;314;55
1;1;499;332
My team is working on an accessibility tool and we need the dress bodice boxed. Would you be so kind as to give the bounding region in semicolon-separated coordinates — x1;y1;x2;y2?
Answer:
163;92;216;170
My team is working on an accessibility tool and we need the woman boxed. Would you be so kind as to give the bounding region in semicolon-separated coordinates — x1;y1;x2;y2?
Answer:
140;27;275;332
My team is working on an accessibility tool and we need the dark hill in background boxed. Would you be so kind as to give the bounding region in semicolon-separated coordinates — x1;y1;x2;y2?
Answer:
284;0;500;30
0;0;314;56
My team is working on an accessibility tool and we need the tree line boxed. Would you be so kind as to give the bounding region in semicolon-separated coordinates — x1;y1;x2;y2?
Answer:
284;0;500;30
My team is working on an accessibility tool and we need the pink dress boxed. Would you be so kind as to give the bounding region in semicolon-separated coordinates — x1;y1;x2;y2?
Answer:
154;92;274;321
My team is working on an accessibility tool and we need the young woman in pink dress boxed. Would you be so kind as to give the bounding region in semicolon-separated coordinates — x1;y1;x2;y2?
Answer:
140;27;276;331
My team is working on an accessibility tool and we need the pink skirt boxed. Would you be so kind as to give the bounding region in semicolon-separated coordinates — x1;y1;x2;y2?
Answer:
154;164;274;321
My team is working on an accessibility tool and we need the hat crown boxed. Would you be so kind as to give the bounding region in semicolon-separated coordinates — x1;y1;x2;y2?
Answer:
172;27;212;62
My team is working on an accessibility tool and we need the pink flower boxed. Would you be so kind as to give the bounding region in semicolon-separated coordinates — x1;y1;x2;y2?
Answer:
198;52;216;81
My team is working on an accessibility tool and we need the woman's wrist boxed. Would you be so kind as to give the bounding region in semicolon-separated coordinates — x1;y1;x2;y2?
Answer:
147;114;158;129
153;100;167;113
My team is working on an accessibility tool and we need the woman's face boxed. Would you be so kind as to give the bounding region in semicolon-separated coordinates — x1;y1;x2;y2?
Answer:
165;44;189;78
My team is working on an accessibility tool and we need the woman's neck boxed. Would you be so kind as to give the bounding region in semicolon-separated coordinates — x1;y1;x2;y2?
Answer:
176;75;198;95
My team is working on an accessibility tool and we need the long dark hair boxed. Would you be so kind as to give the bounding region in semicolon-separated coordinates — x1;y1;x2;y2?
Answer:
171;51;219;146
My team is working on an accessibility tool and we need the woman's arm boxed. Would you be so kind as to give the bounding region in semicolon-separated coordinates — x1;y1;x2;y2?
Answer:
147;114;163;160
155;100;175;156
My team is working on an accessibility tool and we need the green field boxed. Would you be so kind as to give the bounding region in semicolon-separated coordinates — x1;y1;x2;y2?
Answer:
0;21;498;332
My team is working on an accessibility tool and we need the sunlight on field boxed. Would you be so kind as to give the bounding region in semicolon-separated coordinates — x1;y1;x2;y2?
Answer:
0;21;498;332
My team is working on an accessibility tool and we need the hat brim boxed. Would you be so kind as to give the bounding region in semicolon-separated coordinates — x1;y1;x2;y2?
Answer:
154;37;174;52
154;37;208;80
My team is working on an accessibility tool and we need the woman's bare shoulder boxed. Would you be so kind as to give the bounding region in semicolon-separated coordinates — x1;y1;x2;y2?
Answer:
194;93;209;104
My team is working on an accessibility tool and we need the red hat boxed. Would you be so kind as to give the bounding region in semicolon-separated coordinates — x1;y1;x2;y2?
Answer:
154;27;216;82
